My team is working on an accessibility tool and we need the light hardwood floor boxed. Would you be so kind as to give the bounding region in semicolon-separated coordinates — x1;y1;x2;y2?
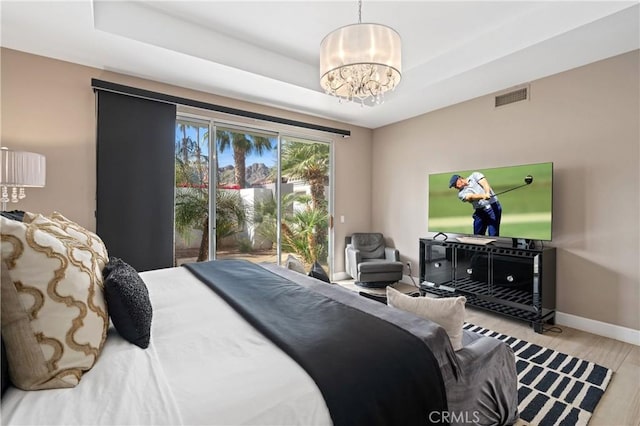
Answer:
337;280;639;425
464;307;640;426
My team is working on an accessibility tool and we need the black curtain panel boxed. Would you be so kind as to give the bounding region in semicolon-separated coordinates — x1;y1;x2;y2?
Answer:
95;90;176;271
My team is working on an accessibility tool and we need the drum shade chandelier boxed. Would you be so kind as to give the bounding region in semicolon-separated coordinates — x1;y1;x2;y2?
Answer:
319;0;402;106
0;147;46;210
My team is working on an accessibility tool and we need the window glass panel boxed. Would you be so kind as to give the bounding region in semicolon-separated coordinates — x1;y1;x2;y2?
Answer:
279;137;331;274
215;126;278;263
174;119;210;265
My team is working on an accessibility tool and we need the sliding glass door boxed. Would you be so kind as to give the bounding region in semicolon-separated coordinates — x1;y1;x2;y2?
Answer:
174;116;333;275
214;125;278;262
278;136;331;272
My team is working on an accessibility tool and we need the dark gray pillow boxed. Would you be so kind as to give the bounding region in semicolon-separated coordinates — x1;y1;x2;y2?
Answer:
308;261;331;283
102;256;121;280
1;337;10;396
0;210;25;222
103;257;152;349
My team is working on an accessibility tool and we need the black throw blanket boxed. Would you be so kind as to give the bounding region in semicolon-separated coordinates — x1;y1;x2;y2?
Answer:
185;260;448;426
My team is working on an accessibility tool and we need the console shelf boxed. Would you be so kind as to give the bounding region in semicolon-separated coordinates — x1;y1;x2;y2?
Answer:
419;238;556;333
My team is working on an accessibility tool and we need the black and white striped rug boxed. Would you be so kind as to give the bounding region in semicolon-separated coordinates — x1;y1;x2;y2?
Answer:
463;323;613;425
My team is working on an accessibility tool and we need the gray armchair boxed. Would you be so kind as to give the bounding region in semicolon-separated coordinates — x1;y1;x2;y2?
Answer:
345;233;404;288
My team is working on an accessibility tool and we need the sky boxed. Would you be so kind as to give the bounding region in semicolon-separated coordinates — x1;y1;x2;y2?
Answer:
175;124;276;168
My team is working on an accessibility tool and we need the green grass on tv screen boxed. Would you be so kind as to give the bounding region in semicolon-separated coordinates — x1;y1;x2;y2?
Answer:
428;162;553;240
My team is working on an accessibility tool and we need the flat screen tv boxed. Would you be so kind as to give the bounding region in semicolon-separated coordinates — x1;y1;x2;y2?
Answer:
428;162;553;241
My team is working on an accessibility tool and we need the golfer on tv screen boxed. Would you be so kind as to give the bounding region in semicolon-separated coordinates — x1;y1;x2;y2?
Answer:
449;171;502;236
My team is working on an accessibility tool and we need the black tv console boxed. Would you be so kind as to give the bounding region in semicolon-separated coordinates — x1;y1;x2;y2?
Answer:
419;238;556;333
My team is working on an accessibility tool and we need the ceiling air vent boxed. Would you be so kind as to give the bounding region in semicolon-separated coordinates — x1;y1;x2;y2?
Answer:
495;87;528;107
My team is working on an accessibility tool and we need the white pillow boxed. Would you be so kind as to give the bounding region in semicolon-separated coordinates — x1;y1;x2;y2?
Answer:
284;254;306;274
386;286;466;351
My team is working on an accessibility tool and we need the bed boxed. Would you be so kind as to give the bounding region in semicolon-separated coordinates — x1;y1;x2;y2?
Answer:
1;255;518;426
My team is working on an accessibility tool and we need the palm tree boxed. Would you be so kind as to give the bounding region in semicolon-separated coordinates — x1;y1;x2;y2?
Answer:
280;141;330;261
216;130;273;188
175;188;246;262
175;123;245;262
175;122;208;185
178;123;190;164
280;206;328;265
254;192;328;266
280;141;329;210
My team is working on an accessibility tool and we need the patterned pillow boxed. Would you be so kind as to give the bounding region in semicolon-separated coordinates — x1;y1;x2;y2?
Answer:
0;215;109;390
23;211;108;269
51;212;108;263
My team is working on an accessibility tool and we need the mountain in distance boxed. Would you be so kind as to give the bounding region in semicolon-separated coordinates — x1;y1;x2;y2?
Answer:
218;163;273;186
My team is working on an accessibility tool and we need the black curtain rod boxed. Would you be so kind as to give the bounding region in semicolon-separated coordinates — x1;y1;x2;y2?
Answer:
91;79;351;137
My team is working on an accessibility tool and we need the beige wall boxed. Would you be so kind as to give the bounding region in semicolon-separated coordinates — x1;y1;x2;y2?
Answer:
0;47;373;273
372;50;640;331
3;47;638;332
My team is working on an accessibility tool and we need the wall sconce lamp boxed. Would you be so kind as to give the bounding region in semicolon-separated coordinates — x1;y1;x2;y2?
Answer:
0;147;46;211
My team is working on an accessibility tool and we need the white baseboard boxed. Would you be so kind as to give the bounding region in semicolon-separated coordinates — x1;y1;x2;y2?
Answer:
332;271;351;281
556;312;640;346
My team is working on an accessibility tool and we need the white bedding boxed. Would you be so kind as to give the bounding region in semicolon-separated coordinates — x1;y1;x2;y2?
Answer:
2;266;332;425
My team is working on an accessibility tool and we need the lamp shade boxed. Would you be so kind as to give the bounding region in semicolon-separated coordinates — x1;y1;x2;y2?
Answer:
320;23;402;103
0;147;46;187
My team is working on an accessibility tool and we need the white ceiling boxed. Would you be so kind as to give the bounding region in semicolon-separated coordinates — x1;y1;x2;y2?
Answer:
1;1;638;129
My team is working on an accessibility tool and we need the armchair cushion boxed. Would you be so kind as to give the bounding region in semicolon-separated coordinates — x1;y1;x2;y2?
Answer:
351;233;386;259
358;259;403;274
